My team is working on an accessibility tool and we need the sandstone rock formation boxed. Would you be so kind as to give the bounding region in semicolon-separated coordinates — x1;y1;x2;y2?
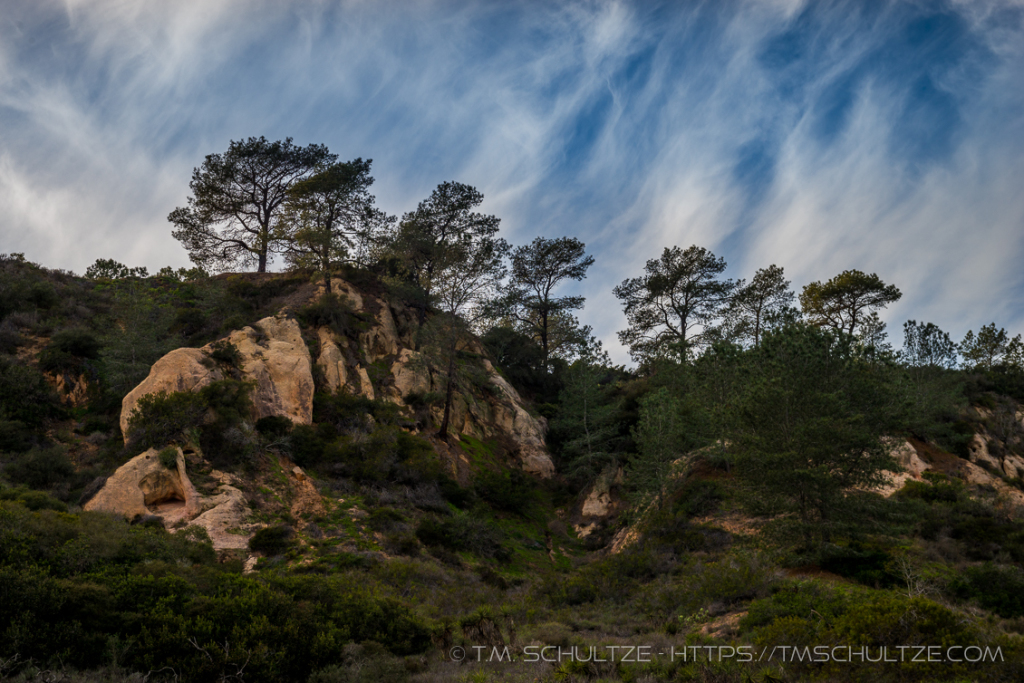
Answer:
84;447;200;526
120;315;313;440
310;284;557;478
84;446;259;549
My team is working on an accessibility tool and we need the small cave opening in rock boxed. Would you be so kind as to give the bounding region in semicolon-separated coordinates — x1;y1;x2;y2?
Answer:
139;470;189;526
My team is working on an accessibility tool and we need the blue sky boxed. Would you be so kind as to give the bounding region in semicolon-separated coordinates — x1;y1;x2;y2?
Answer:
1;0;1022;363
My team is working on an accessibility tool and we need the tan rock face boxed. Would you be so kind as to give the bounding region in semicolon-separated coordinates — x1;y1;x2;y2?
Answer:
84;447;200;525
120;348;220;438
316;328;349;392
120;316;313;441
226;317;314;425
84;447;260;549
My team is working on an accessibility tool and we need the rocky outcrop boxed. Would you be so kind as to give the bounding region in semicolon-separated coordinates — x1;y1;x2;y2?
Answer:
226;316;313;425
873;440;933;497
84;446;260;548
310;284;557;478
84;447;200;526
120;316;313;440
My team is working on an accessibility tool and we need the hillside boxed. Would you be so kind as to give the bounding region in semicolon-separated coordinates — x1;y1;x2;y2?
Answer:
2;253;1024;682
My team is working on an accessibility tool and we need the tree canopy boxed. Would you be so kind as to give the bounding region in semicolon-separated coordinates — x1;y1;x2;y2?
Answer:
614;245;736;363
280;158;393;293
170;137;335;273
388;181;501;303
489;236;595;367
799;269;902;337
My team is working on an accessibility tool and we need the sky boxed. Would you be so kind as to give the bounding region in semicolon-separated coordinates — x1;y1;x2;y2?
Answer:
1;0;1023;364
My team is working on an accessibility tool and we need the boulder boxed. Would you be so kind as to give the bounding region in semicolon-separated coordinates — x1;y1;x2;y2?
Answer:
390;349;431;399
224;316;314;425
120;316;313;441
187;484;252;550
967;434;1002;472
316;328;349;392
486;367;555;478
84;447;200;526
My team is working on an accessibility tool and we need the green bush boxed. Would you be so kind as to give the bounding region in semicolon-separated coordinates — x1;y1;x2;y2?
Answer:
0;419;32;452
125;389;206;449
298;294;367;337
0;487;68;512
673;479;724;518
249;524;295;555
0;356;61;426
256;415;293;438
205;339;242;367
3;446;75;490
951;563;1024;618
126;379;254;457
38;328;102;373
415;513;509;561
474;468;533;514
158;446;178;469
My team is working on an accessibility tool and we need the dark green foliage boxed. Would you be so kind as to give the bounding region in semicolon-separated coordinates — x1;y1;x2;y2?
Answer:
415;514;509;561
249;524;295;555
206;339;242;367
673;479;724;518
256;414;294;438
481;326;560;401
818;543;900;588
0;501;431;680
726;324;905;546
298;293;367;337
314;390;403;431
951;563;1024;618
3;446;75;490
323;427;438;485
474;468;533;514
898;473;965;503
158;446;178;469
0;487;68;512
0;419;32;452
438;476;475;508
124;389;207;449
125;380;254;459
38;328;102;374
288;423;333;467
0;356;61;426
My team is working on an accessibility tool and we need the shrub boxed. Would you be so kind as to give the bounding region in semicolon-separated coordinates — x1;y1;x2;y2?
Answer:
158;446;178;470
205;340;242;367
126;379;254;455
0;356;61;426
297;294;366;337
0;419;32;452
249;525;296;555
673;479;724;518
439;476;475;509
125;389;206;449
951;563;1024;618
3;446;75;490
415;514;509;561
288;423;332;467
256;415;293;438
38;328;102;374
474;468;533;514
0;487;68;512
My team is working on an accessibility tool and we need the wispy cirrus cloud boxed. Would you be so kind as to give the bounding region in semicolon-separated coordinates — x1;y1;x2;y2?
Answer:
1;0;1022;362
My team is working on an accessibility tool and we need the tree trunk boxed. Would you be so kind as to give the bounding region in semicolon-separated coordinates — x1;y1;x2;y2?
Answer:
257;251;267;273
324;272;332;295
